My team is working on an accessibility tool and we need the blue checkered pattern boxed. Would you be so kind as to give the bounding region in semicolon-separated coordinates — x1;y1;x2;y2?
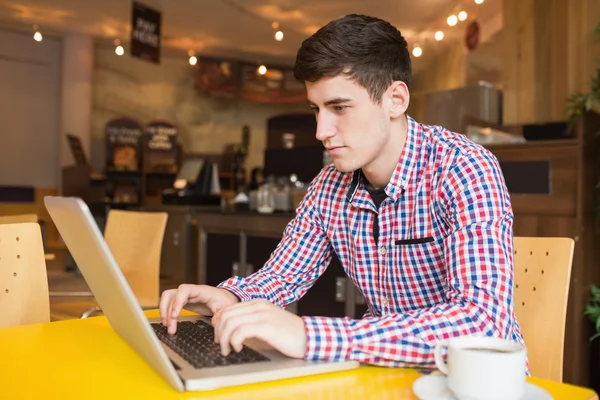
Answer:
218;116;525;368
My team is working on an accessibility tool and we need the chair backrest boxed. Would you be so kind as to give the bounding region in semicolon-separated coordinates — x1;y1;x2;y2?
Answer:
513;236;574;382
103;209;167;307
0;214;38;224
0;222;50;328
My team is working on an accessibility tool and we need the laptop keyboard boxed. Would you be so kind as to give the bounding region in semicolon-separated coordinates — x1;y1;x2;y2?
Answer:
151;320;271;369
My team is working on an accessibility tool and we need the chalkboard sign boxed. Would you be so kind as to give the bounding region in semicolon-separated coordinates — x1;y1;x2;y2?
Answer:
105;117;143;171
143;120;178;173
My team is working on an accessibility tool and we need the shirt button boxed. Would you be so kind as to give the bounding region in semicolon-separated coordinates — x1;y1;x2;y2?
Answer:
379;247;387;255
382;297;389;307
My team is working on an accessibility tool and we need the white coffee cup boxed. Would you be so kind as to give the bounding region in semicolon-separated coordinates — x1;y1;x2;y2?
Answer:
434;336;527;400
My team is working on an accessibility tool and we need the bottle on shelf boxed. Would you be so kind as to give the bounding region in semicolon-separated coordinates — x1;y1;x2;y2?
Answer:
233;125;250;192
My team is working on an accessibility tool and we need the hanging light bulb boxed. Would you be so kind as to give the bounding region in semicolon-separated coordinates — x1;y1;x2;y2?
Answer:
275;31;284;41
33;25;42;42
475;0;484;4
114;39;124;56
187;50;197;65
458;11;468;21
257;65;267;75
412;45;422;58
447;15;458;26
435;31;444;41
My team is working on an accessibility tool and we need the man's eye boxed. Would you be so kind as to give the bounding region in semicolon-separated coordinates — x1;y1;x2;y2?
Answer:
310;107;319;114
334;106;347;112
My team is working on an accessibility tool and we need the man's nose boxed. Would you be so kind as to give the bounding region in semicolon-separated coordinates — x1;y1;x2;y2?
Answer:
315;113;336;142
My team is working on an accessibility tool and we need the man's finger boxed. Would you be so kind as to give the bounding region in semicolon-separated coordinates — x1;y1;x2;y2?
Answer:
218;312;261;355
211;312;220;343
159;289;175;325
230;322;262;353
213;301;255;344
167;300;177;334
171;285;194;318
166;285;193;334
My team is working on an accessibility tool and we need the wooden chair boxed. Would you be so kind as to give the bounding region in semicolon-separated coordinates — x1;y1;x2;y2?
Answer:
0;214;58;263
0;222;50;328
81;209;167;317
0;214;38;224
513;236;574;382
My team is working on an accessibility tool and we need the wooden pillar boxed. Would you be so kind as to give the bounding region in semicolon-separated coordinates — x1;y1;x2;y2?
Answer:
503;0;600;387
503;0;599;125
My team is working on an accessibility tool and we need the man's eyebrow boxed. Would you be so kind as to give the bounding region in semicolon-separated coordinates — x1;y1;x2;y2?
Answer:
324;97;353;106
306;97;353;107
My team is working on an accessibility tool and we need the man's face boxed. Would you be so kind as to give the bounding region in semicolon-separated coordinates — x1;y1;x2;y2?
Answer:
306;75;392;174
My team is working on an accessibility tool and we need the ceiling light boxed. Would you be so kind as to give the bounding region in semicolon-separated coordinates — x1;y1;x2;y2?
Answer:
274;31;284;41
32;24;42;42
447;15;458;26
435;31;444;41
257;65;267;75
115;45;124;56
458;11;468;21
412;46;422;57
189;56;197;66
475;0;484;4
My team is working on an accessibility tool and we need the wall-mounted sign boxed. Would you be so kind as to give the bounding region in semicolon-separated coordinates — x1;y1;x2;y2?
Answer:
239;63;306;103
192;55;306;104
131;1;161;64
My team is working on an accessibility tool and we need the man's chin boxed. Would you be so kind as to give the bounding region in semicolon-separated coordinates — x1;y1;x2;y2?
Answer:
332;162;355;173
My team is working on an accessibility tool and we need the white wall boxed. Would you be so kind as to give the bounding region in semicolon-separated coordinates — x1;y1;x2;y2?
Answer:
0;29;62;187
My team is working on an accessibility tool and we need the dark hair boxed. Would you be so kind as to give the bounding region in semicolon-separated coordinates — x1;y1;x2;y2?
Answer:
294;14;411;103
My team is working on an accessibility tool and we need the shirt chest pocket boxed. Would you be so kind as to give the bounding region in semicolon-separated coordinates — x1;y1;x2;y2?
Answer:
390;238;447;311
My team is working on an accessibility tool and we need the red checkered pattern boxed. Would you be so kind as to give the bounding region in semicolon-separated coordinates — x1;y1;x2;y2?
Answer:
219;116;525;368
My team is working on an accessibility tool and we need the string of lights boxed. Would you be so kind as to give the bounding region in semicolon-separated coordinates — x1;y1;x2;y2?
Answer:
28;0;488;73
409;0;487;58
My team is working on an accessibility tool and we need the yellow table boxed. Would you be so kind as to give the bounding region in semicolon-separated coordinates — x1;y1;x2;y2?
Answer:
1;311;597;400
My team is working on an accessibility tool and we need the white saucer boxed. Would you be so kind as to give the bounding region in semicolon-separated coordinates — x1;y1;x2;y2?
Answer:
412;374;553;400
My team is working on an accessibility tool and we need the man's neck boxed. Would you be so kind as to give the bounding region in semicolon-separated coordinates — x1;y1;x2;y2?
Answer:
361;116;408;189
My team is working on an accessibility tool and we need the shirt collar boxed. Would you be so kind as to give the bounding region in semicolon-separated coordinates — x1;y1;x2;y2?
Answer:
346;115;422;203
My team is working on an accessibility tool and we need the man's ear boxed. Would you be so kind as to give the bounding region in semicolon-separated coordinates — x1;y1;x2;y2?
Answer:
388;81;410;118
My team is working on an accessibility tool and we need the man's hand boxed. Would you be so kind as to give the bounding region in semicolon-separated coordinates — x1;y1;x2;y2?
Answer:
159;284;239;334
213;299;307;359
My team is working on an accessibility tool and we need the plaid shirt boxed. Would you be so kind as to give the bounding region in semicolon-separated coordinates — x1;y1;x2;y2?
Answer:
219;116;525;368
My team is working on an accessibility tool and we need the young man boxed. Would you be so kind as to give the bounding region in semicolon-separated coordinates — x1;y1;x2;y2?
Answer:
160;14;525;367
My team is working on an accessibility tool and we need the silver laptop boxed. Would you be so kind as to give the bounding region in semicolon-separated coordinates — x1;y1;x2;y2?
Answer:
44;196;359;392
